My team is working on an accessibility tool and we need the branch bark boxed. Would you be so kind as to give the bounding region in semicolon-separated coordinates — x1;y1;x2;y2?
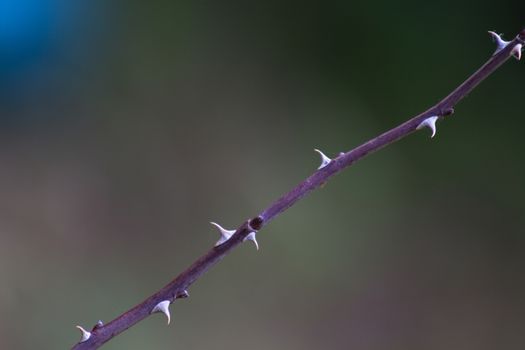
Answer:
72;28;525;349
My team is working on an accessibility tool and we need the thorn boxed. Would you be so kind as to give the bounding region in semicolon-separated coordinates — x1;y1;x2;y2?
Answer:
511;43;522;60
210;222;235;246
151;300;171;325
488;31;509;54
76;325;91;343
416;116;439;138
314;149;331;169
243;232;259;250
442;107;454;116
177;290;190;299
92;320;103;331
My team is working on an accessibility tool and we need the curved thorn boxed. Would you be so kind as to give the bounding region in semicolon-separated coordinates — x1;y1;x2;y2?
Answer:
243;232;259;250
511;43;522;60
210;222;236;246
76;325;92;343
314;149;331;169
151;300;171;325
416;116;439;138
488;31;509;54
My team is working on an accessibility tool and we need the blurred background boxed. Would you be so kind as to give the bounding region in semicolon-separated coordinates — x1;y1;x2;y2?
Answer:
0;0;524;349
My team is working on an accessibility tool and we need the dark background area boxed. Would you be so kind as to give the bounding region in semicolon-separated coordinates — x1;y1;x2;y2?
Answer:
0;1;524;349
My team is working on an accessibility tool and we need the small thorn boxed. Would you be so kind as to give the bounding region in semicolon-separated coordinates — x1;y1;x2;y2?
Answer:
488;31;509;54
416;116;439;138
511;43;522;60
92;320;103;331
442;107;454;116
243;232;259;250
151;300;171;325
76;325;91;343
210;222;235;246
314;149;331;169
177;290;190;299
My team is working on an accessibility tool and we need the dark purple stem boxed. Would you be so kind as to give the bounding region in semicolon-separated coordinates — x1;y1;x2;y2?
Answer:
72;29;525;350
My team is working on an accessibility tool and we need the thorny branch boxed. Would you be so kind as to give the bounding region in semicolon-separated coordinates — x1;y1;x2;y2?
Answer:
72;28;525;349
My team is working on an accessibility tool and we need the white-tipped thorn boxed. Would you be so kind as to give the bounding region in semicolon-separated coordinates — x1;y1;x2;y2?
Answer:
151;300;171;325
416;116;439;138
314;149;331;169
511;43;522;60
243;232;259;250
488;31;510;54
210;222;236;246
76;325;91;343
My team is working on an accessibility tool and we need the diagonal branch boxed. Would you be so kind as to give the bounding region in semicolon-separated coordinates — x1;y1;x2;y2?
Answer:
71;28;525;349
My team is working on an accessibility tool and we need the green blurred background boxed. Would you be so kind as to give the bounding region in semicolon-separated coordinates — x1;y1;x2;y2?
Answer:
1;1;524;349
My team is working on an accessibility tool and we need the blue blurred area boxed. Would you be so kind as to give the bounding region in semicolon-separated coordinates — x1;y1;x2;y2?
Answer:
0;0;54;60
0;0;106;125
0;0;60;82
